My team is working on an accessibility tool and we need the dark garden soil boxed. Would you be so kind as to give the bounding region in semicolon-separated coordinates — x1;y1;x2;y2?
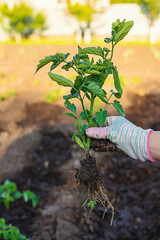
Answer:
0;114;160;240
0;44;160;240
0;127;160;240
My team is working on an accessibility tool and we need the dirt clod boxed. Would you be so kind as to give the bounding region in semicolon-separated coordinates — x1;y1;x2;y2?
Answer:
75;154;103;193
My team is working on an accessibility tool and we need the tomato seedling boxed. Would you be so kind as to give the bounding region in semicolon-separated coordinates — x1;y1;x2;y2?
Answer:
0;180;38;209
0;218;29;240
0;180;38;239
36;19;134;225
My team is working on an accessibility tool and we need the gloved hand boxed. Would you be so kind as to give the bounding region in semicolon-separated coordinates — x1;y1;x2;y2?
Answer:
86;116;155;162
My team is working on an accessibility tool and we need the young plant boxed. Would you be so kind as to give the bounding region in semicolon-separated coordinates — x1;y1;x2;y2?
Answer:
0;180;38;209
0;180;38;239
36;19;134;224
0;218;29;240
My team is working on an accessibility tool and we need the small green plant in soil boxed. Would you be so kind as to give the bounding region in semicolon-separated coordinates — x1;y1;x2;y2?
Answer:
0;218;29;240
0;180;38;239
0;180;38;209
36;19;134;225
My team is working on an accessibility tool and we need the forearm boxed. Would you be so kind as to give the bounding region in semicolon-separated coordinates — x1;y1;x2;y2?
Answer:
149;131;160;161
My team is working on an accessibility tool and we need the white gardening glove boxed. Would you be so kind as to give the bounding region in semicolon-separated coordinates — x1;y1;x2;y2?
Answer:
86;116;155;162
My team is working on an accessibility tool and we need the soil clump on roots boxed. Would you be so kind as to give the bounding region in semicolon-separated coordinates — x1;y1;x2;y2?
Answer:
75;155;103;193
75;154;114;224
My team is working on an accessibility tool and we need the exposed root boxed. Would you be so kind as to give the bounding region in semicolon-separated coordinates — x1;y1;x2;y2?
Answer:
99;186;114;226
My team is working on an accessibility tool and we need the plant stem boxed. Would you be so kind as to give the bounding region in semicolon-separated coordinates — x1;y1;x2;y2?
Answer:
79;91;88;121
110;41;115;62
89;94;94;126
75;115;87;152
103;93;113;111
75;115;81;132
86;94;95;155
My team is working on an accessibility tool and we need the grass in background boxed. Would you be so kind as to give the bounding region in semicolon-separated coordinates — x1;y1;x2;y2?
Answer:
1;38;160;46
131;76;141;84
0;73;18;86
45;89;64;103
0;90;18;102
33;79;40;86
0;72;4;78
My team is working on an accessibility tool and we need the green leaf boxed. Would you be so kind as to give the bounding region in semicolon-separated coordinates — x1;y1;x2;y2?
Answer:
86;82;106;97
77;62;87;69
23;191;29;202
74;76;83;90
114;21;134;43
72;132;80;140
80;54;89;64
23;190;38;208
110;90;122;99
87;200;97;210
103;47;111;53
75;136;85;150
80;110;90;120
0;218;5;224
3;231;9;240
80;124;88;136
71;76;83;95
112;66;123;95
31;197;39;208
48;72;73;87
104;38;112;43
85;70;101;75
64;100;76;114
64;113;76;119
78;46;104;57
2;180;17;193
14;191;22;199
62;64;70;71
80;111;86;120
36;56;53;73
95;110;107;127
63;92;78;100
113;100;125;117
114;93;122;99
84;74;102;88
50;62;60;71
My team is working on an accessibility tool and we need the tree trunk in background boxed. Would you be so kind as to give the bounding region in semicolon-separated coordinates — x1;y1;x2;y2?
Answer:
15;33;22;43
76;27;82;43
149;24;157;44
84;27;91;44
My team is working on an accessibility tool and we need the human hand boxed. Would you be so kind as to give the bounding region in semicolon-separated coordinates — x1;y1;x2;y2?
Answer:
86;116;155;162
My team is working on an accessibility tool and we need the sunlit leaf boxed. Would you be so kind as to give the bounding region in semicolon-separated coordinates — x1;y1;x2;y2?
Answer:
48;72;73;87
75;136;85;150
86;82;106;97
113;100;125;116
78;46;104;57
95;110;108;127
64;113;76;119
36;56;53;73
64;100;76;114
112;66;123;95
114;21;134;43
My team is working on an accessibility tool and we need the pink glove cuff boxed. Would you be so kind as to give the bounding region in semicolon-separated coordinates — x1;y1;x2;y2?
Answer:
147;130;156;162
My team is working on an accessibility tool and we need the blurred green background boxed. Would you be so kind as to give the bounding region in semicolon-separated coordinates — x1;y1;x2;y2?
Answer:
0;0;160;111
